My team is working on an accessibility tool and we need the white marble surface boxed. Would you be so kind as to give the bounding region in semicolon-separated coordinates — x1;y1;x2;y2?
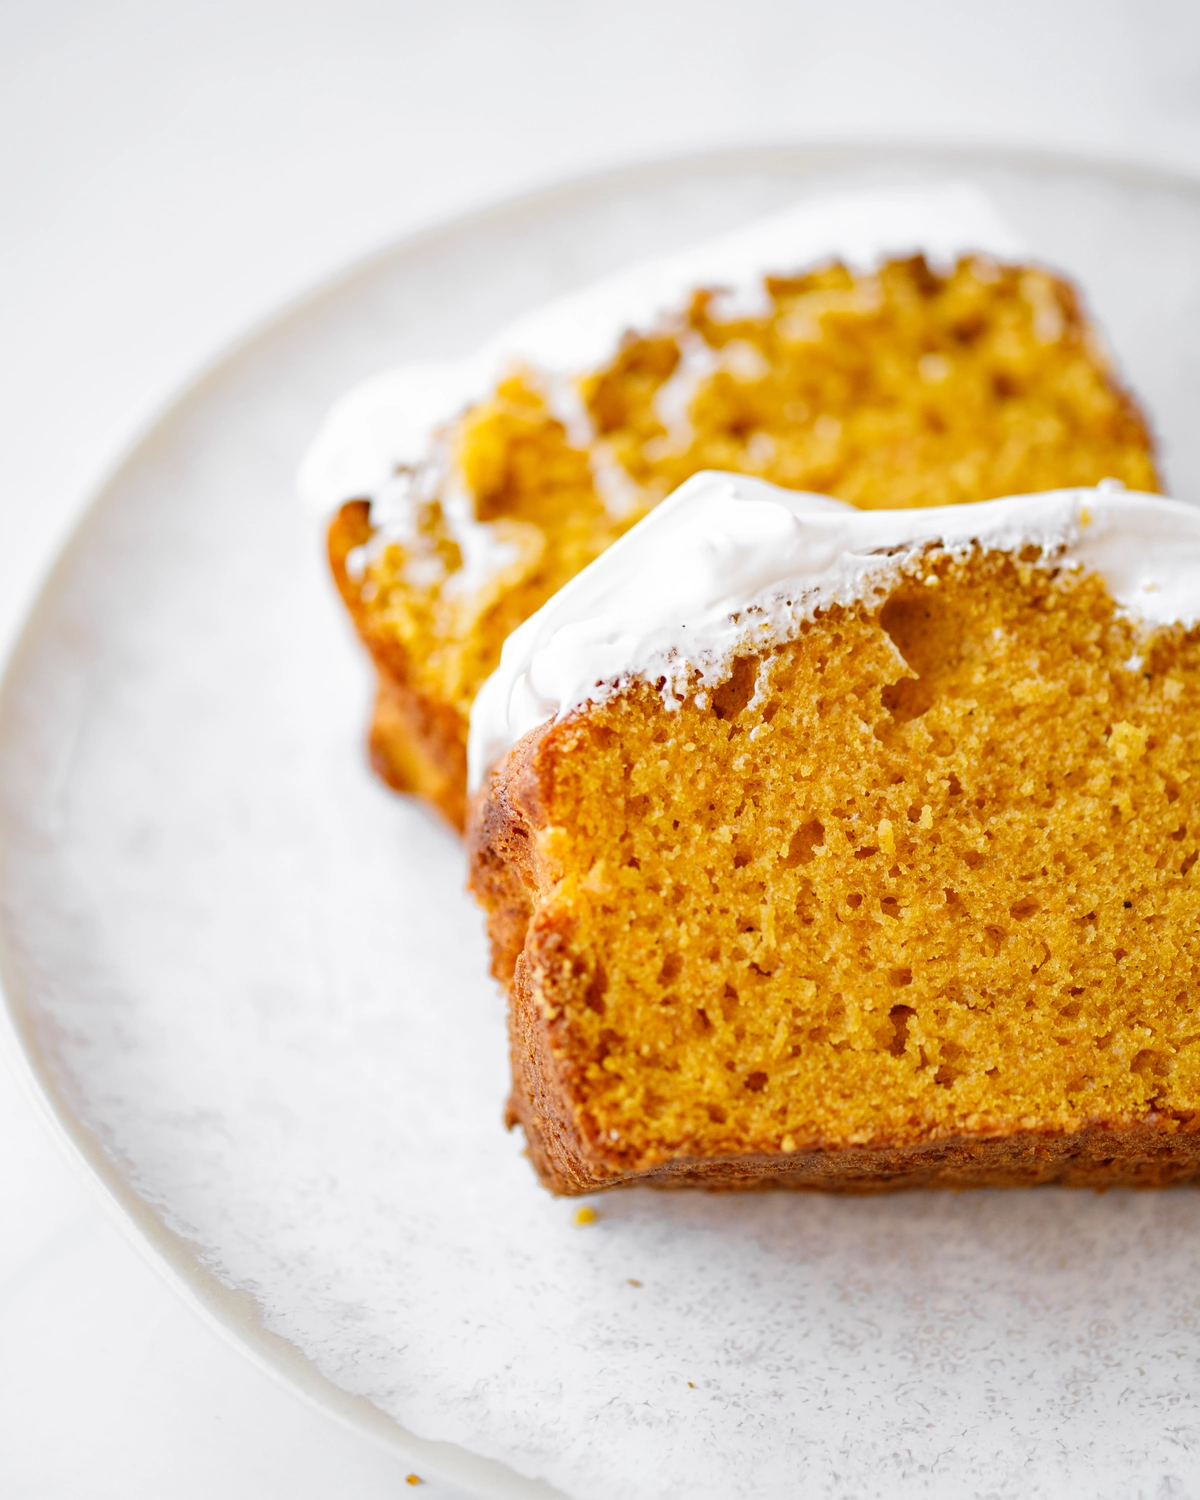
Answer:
5;3;1200;1495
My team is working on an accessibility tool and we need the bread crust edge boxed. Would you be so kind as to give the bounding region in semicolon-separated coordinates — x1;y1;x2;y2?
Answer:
328;501;468;830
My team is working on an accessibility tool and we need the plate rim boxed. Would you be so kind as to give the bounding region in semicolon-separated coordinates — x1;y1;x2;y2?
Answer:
4;137;1200;1499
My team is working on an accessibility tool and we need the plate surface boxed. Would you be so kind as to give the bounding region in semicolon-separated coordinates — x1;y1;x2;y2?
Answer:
5;146;1200;1500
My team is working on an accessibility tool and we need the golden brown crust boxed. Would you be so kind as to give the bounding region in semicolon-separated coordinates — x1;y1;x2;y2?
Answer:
328;501;468;829
467;752;542;983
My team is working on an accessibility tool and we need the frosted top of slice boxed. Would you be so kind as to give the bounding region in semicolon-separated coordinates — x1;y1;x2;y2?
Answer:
297;181;1024;518
467;477;1200;789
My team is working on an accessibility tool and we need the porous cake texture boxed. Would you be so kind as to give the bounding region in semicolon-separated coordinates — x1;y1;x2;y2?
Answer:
318;199;1156;827
468;482;1200;1194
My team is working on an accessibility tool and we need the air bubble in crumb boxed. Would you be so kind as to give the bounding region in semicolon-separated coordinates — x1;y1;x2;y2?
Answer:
918;352;951;383
575;1206;597;1225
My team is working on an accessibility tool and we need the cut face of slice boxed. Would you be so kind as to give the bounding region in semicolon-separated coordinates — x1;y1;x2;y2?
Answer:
469;546;1200;1194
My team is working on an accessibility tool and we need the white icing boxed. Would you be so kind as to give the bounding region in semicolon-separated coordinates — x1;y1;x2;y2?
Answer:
297;180;1025;521
467;476;1200;789
651;333;727;451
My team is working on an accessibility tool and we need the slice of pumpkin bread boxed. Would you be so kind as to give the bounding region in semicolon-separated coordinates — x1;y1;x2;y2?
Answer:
467;475;1200;1193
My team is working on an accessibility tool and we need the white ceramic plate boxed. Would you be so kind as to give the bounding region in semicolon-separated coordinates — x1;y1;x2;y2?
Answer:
6;147;1200;1500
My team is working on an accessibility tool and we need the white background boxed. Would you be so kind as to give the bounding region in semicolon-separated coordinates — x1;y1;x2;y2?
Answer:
4;3;1200;1495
